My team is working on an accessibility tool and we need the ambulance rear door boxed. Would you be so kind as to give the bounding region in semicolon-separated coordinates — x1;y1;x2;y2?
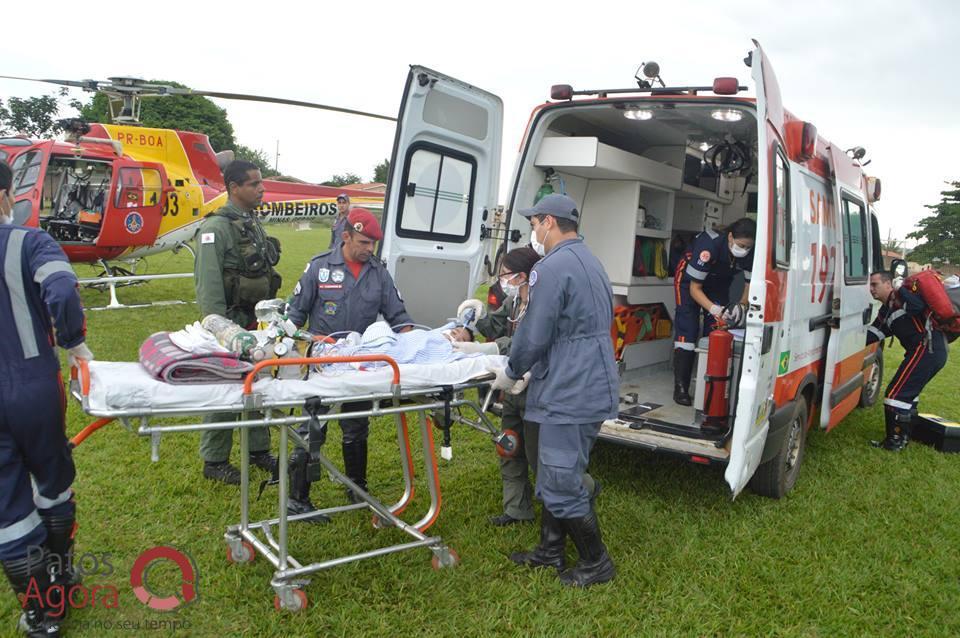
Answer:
379;66;503;327
818;147;873;430
725;40;785;497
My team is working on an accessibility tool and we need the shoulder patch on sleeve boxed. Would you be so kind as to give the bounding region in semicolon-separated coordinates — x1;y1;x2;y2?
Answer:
293;282;302;296
529;269;538;287
201;232;215;244
698;250;712;264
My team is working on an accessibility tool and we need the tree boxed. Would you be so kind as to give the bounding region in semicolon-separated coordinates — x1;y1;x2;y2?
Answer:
0;88;80;138
907;181;960;265
373;158;390;183
234;144;279;178
79;82;236;151
321;173;363;187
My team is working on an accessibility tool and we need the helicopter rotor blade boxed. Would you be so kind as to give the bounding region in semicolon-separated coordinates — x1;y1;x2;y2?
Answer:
0;75;103;91
173;88;397;122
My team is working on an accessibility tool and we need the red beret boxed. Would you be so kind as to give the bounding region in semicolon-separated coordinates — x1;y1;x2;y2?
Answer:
347;208;383;241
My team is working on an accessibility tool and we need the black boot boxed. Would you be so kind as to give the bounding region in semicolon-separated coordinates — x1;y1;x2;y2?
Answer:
287;448;330;524
871;410;911;451
673;349;695;406
509;507;566;570
558;510;616;587
41;513;79;621
2;550;61;637
249;451;279;478
342;440;368;503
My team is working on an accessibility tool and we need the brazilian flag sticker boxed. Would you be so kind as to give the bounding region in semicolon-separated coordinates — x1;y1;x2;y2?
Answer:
778;351;791;375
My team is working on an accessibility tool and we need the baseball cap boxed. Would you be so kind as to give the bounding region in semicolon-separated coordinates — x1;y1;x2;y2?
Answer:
347;208;382;241
518;193;580;221
336;193;351;202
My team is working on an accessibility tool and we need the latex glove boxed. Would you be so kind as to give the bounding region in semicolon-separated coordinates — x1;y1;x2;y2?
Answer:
721;303;747;328
708;304;724;318
508;371;532;395
487;366;520;392
452;340;499;355
67;343;94;368
457;299;486;324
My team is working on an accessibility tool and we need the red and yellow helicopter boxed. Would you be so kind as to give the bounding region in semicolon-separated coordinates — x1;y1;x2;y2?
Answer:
0;75;392;304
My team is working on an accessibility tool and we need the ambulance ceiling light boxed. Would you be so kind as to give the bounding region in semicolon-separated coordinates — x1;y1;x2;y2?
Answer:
711;109;743;122
624;108;654;121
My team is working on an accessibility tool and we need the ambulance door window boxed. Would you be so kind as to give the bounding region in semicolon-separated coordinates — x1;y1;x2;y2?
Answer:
842;197;868;282
772;150;791;268
395;142;476;243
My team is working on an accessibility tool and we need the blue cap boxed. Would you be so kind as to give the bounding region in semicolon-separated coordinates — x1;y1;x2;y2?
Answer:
336;193;350;202
518;193;580;221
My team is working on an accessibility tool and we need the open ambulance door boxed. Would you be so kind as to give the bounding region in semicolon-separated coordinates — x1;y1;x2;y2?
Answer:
818;148;873;430
379;66;503;327
725;40;785;497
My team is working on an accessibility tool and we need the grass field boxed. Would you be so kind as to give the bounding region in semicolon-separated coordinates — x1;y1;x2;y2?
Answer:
4;223;958;637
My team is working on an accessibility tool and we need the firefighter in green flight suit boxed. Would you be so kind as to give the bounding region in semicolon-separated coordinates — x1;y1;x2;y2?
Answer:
194;160;282;484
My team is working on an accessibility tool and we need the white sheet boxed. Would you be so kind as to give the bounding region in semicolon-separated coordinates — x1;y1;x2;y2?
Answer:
84;355;506;414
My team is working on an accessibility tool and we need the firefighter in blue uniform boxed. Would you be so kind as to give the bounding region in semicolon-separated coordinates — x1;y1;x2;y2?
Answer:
287;208;412;512
328;193;351;250
672;218;756;406
488;194;619;588
866;270;948;451
0;161;91;636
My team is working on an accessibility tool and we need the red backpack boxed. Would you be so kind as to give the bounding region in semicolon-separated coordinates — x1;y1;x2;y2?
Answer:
902;270;960;342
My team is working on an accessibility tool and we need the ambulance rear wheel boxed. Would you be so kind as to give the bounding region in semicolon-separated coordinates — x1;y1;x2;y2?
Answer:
750;402;808;499
859;351;884;408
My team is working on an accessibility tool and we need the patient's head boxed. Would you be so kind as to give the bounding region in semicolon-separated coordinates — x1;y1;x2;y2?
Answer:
444;326;473;342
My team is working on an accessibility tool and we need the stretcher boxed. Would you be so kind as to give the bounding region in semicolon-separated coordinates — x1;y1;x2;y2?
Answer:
68;353;515;611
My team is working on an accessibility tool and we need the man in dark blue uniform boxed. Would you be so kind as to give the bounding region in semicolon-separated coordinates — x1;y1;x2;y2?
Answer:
328;193;351;251
672;218;755;407
287;208;411;510
0;161;91;636
866;271;948;451
489;194;619;588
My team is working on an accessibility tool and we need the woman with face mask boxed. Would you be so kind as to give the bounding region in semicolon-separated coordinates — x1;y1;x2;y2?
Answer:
672;217;756;411
452;247;598;526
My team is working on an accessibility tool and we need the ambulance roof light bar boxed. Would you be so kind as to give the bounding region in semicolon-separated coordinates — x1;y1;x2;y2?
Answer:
550;78;747;101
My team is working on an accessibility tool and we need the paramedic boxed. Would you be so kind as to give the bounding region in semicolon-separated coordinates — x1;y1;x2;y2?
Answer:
195;160;281;484
488;194;618;588
0;160;88;636
288;208;412;507
329;193;351;250
455;247;599;527
672;218;756;407
867;271;948;451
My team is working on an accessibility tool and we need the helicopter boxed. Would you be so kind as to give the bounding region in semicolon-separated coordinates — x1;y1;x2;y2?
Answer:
0;75;393;306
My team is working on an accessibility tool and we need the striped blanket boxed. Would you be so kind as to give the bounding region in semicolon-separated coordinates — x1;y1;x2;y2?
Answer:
139;332;254;384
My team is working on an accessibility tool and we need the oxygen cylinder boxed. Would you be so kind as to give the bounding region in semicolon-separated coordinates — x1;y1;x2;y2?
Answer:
704;328;733;422
201;314;266;361
534;181;554;204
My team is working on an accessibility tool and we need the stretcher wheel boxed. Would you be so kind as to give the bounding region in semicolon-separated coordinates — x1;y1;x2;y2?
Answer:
274;588;308;612
226;540;255;564
431;547;459;570
495;430;520;458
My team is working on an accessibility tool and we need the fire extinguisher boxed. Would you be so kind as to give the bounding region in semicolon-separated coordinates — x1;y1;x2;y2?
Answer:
704;326;733;425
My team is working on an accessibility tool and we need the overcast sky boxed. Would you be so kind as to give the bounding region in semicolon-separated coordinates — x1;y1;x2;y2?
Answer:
2;0;957;245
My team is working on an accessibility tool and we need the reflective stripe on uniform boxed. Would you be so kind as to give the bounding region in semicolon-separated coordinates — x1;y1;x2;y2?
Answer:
884;398;913;410
886;309;906;325
674;341;696;351
685;264;708;280
33;260;75;285
0;510;42;545
3;229;39;359
868;326;885;341
31;480;73;510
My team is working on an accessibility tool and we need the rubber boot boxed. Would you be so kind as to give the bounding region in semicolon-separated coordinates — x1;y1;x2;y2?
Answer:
673;349;695;406
2;550;61;637
871;410;910;451
558;510;616;587
509;507;566;570
41;513;79;621
287;448;330;524
342;440;368;504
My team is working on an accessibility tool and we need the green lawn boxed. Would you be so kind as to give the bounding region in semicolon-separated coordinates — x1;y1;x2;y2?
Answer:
4;223;958;637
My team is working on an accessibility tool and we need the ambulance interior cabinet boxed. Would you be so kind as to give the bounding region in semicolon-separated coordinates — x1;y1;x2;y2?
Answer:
535;137;682;187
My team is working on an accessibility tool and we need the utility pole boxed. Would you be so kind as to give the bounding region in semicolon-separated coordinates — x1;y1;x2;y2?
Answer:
274;140;280;173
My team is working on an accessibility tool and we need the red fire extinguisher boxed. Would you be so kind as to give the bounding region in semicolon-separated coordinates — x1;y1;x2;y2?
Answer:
704;326;733;424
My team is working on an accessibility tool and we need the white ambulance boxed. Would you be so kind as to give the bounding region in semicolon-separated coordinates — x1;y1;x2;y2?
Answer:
377;40;885;498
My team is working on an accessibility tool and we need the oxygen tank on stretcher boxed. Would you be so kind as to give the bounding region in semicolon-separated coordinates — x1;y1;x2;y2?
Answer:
201;314;267;361
703;327;733;424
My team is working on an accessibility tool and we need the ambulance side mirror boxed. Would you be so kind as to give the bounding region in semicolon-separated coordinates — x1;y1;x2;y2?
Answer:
890;258;907;279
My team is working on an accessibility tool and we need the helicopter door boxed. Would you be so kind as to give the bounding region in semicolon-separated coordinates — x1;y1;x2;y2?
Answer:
97;160;168;248
8;144;52;227
379;66;503;327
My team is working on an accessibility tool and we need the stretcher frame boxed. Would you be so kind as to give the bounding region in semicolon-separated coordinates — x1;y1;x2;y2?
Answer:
68;355;511;611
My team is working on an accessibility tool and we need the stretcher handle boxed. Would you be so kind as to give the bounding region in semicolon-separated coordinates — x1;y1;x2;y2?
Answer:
70;358;92;397
242;355;401;394
70;417;115;448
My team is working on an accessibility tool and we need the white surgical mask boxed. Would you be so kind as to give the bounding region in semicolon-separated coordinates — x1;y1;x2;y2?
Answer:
730;242;750;258
502;282;521;298
530;225;546;256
